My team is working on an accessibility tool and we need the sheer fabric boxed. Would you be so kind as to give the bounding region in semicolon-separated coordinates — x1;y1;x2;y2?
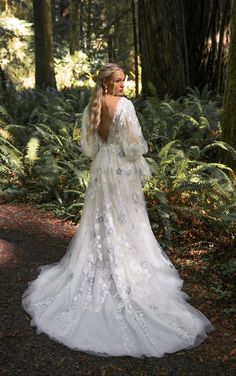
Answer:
22;97;214;358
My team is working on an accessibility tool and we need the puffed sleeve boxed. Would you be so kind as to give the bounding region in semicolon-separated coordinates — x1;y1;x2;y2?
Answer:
119;99;148;162
119;99;152;181
80;105;102;159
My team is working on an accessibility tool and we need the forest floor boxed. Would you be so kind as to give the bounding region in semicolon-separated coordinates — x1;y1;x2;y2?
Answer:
0;203;235;376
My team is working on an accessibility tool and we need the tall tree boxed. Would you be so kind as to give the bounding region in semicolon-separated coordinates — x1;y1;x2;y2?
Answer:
86;0;92;49
69;0;81;54
33;0;57;89
222;0;236;167
138;0;189;99
183;0;231;93
132;0;139;96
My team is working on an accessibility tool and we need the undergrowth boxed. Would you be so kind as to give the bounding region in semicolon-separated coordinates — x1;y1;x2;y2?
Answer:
0;87;235;306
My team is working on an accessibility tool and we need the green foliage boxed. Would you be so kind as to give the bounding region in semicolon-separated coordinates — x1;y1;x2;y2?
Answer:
0;11;33;89
137;88;222;151
54;50;96;90
0;89;92;221
0;88;235;235
137;91;236;239
210;256;236;305
25;137;40;165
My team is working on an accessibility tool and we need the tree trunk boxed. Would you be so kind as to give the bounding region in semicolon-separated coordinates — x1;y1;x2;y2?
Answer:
79;0;84;49
222;0;236;168
138;0;189;99
183;0;231;92
0;0;9;12
132;0;139;96
69;0;80;54
215;2;230;93
0;66;7;96
86;0;92;49
50;0;56;39
33;0;57;90
107;31;115;62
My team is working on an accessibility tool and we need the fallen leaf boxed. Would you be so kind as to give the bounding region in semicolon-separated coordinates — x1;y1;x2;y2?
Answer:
110;365;124;371
159;368;168;375
229;348;236;357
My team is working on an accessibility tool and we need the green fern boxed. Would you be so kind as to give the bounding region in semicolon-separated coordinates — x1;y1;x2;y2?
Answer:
25;137;40;164
158;140;180;160
203;141;236;161
0;105;12;122
1;87;235;237
0;128;12;141
0;144;24;174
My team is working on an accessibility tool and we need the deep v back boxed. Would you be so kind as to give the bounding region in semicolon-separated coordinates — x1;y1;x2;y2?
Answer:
97;97;122;143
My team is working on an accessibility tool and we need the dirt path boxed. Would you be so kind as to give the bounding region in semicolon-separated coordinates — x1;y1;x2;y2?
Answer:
0;204;235;376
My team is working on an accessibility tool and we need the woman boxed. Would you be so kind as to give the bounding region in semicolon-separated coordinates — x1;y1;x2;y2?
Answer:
22;63;214;358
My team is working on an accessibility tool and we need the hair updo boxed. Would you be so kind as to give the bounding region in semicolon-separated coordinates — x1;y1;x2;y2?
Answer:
87;63;122;133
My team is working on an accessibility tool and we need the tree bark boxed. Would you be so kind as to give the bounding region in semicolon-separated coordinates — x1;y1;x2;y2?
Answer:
86;0;92;49
222;0;236;168
183;0;231;92
0;66;7;95
0;0;9;12
33;0;57;90
215;2;230;93
132;0;139;96
50;0;56;38
138;0;189;99
79;0;84;49
107;31;115;62
69;0;80;54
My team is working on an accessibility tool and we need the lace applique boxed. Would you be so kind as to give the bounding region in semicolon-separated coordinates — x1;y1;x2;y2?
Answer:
22;96;213;356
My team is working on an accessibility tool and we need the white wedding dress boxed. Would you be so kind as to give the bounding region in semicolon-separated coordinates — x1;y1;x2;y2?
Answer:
22;97;214;358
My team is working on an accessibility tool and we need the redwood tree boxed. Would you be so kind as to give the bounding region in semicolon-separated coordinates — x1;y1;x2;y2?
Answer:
222;0;236;168
138;0;189;99
33;0;57;89
69;0;81;54
183;0;231;92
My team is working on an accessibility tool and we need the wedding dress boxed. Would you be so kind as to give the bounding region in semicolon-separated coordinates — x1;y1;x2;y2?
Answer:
22;97;214;358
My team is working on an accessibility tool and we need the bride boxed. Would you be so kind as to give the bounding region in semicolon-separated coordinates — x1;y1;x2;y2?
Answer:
22;63;214;358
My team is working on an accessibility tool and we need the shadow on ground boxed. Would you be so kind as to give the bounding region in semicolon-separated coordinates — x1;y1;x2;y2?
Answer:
0;204;235;376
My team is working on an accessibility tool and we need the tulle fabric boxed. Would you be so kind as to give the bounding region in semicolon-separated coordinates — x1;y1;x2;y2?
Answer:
22;97;214;357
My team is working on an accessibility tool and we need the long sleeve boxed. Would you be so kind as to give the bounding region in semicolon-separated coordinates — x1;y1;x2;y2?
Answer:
80;106;102;159
119;99;148;162
119;99;152;182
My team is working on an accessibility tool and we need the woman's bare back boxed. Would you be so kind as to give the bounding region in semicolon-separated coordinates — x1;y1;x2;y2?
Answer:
97;96;121;142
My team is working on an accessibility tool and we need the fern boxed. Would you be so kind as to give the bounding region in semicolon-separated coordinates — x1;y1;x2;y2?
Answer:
0;144;24;174
0;128;12;141
158;140;180;160
203;141;236;161
1;87;235;237
0;106;12;122
25;137;40;165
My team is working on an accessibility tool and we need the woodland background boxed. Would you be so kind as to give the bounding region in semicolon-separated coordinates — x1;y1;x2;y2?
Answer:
0;1;236;374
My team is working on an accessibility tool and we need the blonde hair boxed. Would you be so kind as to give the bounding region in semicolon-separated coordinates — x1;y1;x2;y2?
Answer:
87;63;122;133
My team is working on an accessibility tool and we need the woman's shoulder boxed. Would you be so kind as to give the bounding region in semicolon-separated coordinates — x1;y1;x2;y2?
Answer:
120;96;132;105
115;97;137;125
119;96;135;111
